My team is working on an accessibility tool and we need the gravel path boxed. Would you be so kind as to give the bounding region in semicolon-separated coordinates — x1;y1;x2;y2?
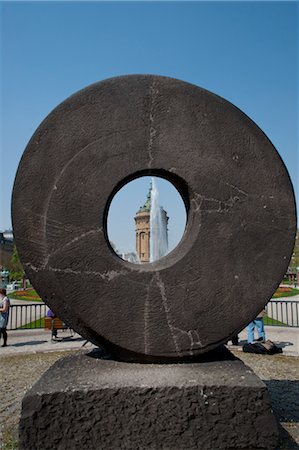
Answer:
1;350;298;449
0;351;77;449
236;352;299;449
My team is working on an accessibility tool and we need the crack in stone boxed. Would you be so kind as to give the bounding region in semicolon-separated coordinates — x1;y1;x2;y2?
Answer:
155;272;182;355
48;267;128;281
188;329;203;354
172;327;203;356
147;81;158;168
191;193;204;212
43;227;103;268
21;209;76;231
40;126;147;269
24;263;128;282
224;182;248;197
24;262;41;273
191;188;293;232
191;184;248;214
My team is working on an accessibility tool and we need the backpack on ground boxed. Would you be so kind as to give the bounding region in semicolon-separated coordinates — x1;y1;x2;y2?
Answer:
243;340;282;355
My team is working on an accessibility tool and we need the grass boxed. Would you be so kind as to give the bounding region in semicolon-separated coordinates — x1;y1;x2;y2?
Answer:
263;315;286;326
0;426;18;450
7;288;42;302
19;317;45;329
273;287;299;298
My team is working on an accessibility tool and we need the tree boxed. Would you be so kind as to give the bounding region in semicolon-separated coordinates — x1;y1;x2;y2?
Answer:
6;245;24;281
289;230;299;271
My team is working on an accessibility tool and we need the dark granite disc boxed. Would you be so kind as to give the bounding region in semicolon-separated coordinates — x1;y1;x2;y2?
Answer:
12;75;297;361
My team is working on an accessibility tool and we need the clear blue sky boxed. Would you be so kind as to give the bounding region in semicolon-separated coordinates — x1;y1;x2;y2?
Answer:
1;2;298;253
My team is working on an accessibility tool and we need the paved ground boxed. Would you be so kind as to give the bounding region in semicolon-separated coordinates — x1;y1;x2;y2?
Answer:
0;329;96;357
1;324;298;357
229;325;299;356
1;350;78;449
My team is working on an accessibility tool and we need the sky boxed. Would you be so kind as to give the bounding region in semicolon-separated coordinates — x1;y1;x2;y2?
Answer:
1;1;298;254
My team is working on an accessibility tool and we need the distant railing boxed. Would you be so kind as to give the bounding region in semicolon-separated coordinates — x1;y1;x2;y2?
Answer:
6;299;299;330
7;302;48;330
264;300;299;327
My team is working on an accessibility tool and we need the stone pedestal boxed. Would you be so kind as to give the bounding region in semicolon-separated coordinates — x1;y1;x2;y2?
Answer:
19;348;279;450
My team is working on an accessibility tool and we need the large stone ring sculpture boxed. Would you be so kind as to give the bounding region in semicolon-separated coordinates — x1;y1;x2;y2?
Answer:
12;75;296;361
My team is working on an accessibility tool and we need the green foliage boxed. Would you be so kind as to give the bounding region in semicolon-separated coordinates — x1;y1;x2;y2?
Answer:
6;245;23;281
11;245;20;264
263;316;286;326
19;317;45;329
289;229;299;270
7;289;42;302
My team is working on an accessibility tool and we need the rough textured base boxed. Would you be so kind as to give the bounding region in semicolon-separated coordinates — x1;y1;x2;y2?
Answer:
19;348;279;450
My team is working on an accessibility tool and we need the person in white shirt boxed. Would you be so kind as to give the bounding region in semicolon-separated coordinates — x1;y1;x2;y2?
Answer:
0;288;10;347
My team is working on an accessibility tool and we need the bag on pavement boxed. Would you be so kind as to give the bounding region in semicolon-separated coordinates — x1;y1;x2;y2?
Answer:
243;340;282;355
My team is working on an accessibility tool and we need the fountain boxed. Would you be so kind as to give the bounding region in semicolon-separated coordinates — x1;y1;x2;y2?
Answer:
150;178;168;262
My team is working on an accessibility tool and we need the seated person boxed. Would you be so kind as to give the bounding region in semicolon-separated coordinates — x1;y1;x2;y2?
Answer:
47;309;58;339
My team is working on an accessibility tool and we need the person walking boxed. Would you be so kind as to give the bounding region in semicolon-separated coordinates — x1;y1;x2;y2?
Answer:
247;309;267;344
0;288;10;347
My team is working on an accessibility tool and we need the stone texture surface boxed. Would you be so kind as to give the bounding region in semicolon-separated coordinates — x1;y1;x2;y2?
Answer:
18;349;279;450
12;75;297;360
2;349;297;449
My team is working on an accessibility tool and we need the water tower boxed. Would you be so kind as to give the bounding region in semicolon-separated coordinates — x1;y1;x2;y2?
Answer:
134;183;168;263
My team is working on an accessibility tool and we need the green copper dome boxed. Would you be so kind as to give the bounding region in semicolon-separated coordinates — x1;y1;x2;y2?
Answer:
137;182;152;213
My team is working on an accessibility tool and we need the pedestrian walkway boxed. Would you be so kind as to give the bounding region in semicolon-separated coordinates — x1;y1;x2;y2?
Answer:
0;329;96;356
227;326;299;356
0;325;298;357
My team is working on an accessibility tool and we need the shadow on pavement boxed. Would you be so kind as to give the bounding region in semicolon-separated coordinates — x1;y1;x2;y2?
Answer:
277;422;299;450
10;340;48;347
265;379;299;422
265;379;298;449
51;337;85;343
275;341;294;349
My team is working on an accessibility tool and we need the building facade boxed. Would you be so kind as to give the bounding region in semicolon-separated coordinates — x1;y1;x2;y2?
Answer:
134;185;168;263
135;189;151;263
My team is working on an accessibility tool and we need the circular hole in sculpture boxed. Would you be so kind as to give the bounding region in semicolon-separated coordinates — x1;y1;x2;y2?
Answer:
107;176;187;263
